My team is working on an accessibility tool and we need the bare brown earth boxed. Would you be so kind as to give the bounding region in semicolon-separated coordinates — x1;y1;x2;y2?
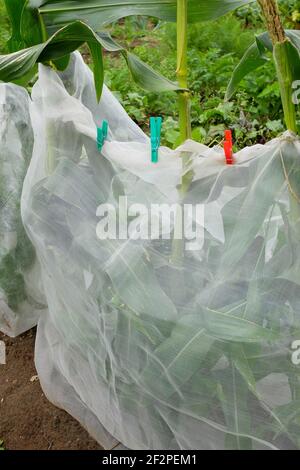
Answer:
0;329;102;450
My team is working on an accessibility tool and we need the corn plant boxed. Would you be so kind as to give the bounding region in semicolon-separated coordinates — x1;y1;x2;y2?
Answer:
227;0;300;134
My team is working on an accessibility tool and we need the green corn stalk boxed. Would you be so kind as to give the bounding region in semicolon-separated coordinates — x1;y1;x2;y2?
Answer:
257;0;297;133
171;0;193;265
177;0;191;143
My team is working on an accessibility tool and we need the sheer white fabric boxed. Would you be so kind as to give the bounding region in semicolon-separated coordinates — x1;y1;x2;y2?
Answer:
0;83;46;337
21;52;300;450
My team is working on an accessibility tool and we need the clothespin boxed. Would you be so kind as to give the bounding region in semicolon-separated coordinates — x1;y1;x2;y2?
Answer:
224;129;234;165
150;117;162;163
97;120;109;152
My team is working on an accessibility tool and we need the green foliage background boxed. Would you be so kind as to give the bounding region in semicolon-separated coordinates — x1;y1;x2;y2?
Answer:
0;0;9;53
1;0;300;148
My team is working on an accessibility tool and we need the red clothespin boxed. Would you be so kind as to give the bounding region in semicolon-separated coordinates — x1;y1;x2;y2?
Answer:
224;130;234;165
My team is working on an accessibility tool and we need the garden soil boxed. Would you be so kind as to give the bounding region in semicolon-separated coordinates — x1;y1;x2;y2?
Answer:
0;329;102;450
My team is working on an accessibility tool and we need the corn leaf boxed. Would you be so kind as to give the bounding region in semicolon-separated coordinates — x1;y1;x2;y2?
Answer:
216;363;253;449
31;0;255;35
226;30;300;100
21;1;47;47
140;315;214;400
98;31;186;92
88;41;104;102
4;0;27;52
125;52;184;92
199;307;277;343
0;21;103;98
0;22;182;98
104;243;178;322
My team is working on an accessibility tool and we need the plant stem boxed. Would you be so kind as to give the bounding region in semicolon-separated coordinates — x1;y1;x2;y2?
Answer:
274;41;297;133
257;0;297;133
177;0;191;143
176;0;192;182
171;1;193;265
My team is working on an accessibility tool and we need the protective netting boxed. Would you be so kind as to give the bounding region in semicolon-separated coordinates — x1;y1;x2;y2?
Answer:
21;52;300;450
0;83;46;337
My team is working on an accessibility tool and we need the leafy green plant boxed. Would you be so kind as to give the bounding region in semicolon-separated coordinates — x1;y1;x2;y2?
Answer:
0;439;5;451
0;1;9;52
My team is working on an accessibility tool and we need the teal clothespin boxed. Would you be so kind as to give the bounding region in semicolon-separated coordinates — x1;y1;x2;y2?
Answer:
150;117;162;163
97;120;108;152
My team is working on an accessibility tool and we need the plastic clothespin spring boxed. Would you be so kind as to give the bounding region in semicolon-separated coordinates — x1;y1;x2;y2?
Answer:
150;117;162;163
97;120;109;152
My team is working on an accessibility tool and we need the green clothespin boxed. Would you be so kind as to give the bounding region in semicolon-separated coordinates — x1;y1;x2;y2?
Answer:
97;120;108;152
150;117;162;163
